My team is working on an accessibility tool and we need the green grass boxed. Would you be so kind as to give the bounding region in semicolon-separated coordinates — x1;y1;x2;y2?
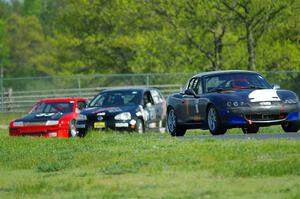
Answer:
0;113;24;126
1;127;300;198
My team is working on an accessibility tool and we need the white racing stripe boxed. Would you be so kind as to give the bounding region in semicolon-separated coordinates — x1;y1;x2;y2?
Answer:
248;89;281;102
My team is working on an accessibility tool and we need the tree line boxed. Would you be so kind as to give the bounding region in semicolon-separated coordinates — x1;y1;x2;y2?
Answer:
0;0;299;78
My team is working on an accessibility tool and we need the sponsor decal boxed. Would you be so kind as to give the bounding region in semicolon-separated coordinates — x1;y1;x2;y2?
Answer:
97;112;106;116
94;122;105;129
36;113;55;117
248;89;280;102
115;123;129;128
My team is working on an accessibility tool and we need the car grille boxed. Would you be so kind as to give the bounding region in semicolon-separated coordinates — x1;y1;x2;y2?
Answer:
22;132;46;137
250;101;282;106
88;115;114;122
245;113;287;121
23;122;47;126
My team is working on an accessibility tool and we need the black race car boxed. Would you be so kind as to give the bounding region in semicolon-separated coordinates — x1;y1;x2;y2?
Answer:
167;70;300;136
76;88;166;136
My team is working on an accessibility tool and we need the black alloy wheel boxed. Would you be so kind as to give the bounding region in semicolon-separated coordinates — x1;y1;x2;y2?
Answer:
167;108;186;136
207;105;227;135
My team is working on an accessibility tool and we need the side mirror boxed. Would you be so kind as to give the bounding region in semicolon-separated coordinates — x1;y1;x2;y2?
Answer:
272;84;280;90
184;89;197;97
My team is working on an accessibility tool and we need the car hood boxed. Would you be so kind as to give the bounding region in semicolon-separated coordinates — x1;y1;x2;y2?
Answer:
81;105;139;116
15;112;68;123
209;89;298;103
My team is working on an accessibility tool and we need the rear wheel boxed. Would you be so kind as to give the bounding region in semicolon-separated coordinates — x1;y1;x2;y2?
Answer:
207;105;226;135
69;120;77;138
167;108;186;136
158;119;166;133
242;126;259;134
281;121;300;132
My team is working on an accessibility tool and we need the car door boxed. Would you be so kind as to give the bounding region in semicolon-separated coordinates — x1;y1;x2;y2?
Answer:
143;91;157;127
186;78;201;123
150;89;165;121
180;78;199;123
191;78;207;123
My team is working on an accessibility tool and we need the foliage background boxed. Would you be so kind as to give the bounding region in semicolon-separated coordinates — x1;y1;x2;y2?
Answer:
0;0;299;78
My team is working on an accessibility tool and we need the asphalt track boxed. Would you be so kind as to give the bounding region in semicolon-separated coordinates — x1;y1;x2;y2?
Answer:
176;133;300;140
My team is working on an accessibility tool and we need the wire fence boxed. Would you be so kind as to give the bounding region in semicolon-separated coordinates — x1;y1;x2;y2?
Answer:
1;71;300;113
0;72;196;112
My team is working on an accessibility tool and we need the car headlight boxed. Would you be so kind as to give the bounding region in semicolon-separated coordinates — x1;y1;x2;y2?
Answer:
114;112;131;120
46;120;59;126
77;114;87;121
283;99;298;104
226;101;246;108
13;121;24;127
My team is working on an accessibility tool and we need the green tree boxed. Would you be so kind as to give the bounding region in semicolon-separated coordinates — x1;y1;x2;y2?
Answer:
23;0;41;16
134;0;239;71
53;0;140;74
0;19;9;69
221;0;294;70
5;13;55;77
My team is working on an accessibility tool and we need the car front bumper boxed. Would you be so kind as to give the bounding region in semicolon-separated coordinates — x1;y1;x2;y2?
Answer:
9;125;69;138
76;119;138;132
220;103;299;127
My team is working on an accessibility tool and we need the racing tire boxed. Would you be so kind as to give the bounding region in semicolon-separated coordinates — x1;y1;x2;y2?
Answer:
77;130;87;138
135;119;145;134
167;108;186;136
207;105;227;135
69;120;77;138
242;126;259;134
281;121;300;132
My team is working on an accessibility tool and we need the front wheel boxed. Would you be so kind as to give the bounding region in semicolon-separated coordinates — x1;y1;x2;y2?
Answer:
135;119;145;134
69;120;77;138
77;130;87;138
242;126;259;134
167;108;186;136
281;121;300;132
207;105;226;135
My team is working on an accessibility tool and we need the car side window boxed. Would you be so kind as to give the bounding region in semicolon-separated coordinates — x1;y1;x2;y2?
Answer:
195;78;203;95
187;78;196;90
188;78;202;94
150;90;163;104
77;101;87;110
143;91;154;106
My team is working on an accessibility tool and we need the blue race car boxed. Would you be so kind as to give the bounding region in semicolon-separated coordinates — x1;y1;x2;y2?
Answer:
167;70;300;136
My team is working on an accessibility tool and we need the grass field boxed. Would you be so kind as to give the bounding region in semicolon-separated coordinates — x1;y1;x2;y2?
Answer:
1;126;300;199
0;113;24;126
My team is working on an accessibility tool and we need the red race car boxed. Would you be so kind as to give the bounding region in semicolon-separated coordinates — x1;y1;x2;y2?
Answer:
9;98;87;138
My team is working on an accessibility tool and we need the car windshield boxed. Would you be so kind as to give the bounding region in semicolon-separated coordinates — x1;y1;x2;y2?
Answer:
89;90;142;107
30;102;74;114
205;73;271;93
